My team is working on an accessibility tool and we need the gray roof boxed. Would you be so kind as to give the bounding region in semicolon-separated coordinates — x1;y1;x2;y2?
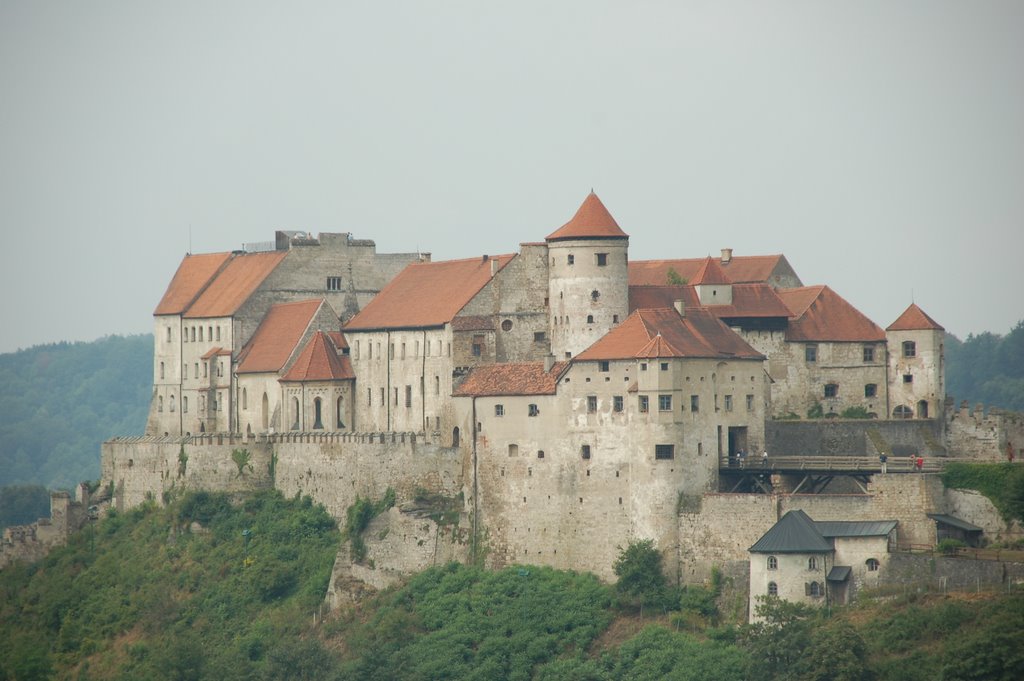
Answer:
749;510;833;554
827;566;852;582
815;520;898;538
927;513;983;533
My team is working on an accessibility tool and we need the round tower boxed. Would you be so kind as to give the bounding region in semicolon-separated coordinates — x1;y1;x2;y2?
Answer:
546;192;630;359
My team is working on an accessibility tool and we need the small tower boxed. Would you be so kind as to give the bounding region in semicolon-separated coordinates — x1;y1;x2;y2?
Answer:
691;256;733;306
886;303;945;420
546;192;629;359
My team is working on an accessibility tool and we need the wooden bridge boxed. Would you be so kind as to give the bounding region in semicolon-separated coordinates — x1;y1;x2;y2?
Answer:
718;454;945;494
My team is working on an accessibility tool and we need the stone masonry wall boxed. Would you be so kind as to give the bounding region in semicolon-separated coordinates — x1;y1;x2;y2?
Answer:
946;400;1024;461
767;419;946;458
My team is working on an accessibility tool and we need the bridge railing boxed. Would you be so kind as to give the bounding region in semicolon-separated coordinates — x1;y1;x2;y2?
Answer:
719;455;945;473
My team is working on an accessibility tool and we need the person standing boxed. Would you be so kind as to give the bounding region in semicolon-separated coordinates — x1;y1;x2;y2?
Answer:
879;452;888;474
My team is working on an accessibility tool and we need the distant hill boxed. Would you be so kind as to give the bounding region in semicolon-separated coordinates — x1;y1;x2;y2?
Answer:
946;321;1024;413
0;335;152;490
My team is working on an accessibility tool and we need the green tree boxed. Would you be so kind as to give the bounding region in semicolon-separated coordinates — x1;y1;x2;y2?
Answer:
613;539;668;610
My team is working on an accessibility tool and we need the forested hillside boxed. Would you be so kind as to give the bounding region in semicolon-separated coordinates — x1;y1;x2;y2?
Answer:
0;335;151;490
946;321;1024;412
2;490;1022;681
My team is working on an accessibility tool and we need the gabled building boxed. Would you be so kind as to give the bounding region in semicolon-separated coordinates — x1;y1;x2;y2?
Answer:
749;510;897;620
147;231;423;436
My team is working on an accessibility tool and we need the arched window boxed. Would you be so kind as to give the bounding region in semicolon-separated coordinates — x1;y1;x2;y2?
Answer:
158;396;164;412
768;581;778;596
452;427;460;447
893;405;913;419
261;393;269;431
337;396;345;428
182;396;188;413
917;400;929;418
292;397;301;430
808;557;817;570
767;556;778;570
198;326;203;342
586;314;594;324
866;558;880;572
313;397;323;430
809;581;821;597
169;394;176;412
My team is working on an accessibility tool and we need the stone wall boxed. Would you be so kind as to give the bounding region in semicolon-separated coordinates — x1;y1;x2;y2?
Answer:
946;400;1024;462
1;486;93;570
766;418;946;458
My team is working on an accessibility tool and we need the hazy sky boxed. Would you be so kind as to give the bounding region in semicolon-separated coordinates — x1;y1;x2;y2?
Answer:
1;1;1022;354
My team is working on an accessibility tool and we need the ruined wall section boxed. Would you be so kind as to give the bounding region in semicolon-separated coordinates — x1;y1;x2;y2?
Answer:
946;400;1024;462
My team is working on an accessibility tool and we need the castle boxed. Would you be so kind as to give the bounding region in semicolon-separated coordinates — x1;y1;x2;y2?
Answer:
90;192;1022;617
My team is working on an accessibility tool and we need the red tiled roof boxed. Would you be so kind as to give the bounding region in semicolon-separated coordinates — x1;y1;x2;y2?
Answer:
628;255;788;286
691;257;731;285
453;362;567;397
325;331;348;350
154;252;232;315
343;255;515;331
777;286;886;342
546;192;629;241
629;284;791;319
281;331;354;382
237;299;326;374
183;250;288;319
200;346;232;360
576;307;763;361
887;303;944;331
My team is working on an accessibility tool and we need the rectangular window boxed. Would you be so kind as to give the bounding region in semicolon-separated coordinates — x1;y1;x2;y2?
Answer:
534;331;546;342
613;396;624;412
405;385;412;408
865;383;877;398
724;395;733;412
598;361;610;372
824;383;838;398
495;404;504;417
660;362;669;371
380;387;385;405
596;253;608;266
367;388;372;406
581;445;591;460
655;444;675;460
639;395;649;413
199;327;203;342
216;326;221;341
640;363;648;371
903;374;913;383
658;394;672;411
401;343;406;359
690;395;699;412
903;341;916;358
435;376;440;395
863;345;875;362
587;396;598;413
166;327;172;342
472;343;482;357
567;254;575;265
746;394;754;411
528;404;539;417
805;344;818;362
394;387;399;405
327;276;342;291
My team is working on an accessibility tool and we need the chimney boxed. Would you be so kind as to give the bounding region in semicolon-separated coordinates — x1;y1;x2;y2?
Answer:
673;299;685;317
491;258;498;277
544;354;555;372
720;248;733;264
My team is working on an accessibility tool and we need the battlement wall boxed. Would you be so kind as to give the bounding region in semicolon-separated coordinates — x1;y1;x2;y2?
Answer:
945;399;1024;461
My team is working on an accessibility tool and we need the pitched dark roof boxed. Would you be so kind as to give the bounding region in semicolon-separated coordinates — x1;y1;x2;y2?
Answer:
927;514;983;533
749;510;833;554
827;566;852;582
815;521;897;538
546;192;628;241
